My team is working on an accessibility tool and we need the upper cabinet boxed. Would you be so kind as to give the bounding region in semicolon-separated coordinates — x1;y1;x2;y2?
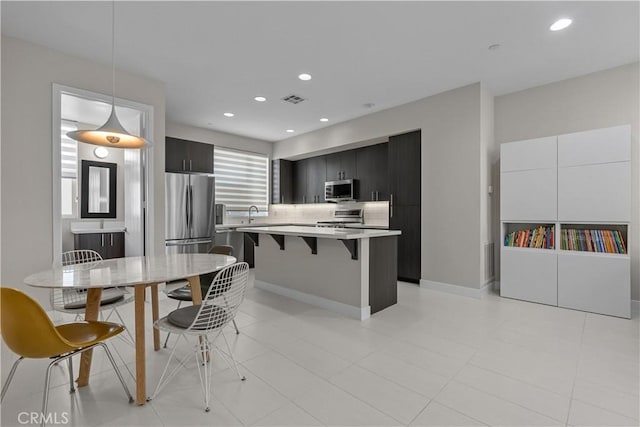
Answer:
272;159;293;204
292;159;308;203
166;137;214;174
388;130;421;206
306;156;327;203
356;143;388;201
326;150;356;181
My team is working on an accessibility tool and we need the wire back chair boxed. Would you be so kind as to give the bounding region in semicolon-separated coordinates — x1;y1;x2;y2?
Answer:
150;262;249;412
163;245;238;349
50;250;134;343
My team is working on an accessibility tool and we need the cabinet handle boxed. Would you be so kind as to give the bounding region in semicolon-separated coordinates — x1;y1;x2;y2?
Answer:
182;159;186;170
303;195;306;204
376;191;380;201
110;233;114;246
281;195;284;204
390;193;393;218
189;160;193;171
371;191;375;201
101;233;105;247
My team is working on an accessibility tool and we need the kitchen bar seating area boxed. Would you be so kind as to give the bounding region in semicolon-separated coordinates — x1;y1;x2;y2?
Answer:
2;2;640;427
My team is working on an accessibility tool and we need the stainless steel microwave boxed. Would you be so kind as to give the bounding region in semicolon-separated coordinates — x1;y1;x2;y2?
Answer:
325;179;356;202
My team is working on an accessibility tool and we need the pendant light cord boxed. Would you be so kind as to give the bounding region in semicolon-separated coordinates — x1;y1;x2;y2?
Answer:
111;0;116;106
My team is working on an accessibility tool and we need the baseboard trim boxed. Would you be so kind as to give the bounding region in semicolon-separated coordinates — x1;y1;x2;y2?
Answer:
254;280;371;320
419;279;493;299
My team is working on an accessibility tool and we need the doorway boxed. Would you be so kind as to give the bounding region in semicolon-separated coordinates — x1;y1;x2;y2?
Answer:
52;84;153;265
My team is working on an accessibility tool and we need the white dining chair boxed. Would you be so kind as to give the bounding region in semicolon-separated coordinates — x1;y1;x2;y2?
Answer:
50;250;134;343
149;262;249;412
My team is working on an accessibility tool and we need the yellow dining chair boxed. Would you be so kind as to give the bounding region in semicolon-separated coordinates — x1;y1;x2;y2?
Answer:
0;287;133;425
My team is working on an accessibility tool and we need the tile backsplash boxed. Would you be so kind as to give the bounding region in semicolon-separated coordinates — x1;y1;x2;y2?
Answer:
225;201;389;227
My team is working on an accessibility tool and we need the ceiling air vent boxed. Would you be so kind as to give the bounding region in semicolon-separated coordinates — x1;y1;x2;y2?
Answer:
281;94;306;104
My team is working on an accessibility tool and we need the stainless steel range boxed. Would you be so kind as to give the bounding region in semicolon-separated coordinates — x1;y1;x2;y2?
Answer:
316;208;363;228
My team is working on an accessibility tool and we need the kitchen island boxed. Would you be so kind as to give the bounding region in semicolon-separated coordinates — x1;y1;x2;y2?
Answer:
236;225;401;320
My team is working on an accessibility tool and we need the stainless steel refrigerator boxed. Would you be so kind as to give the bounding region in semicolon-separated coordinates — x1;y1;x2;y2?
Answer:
165;172;215;254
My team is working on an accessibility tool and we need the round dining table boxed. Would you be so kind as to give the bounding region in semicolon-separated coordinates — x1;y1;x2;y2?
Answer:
24;253;237;405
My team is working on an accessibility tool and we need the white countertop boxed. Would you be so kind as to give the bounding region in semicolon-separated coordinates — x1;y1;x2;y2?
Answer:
235;225;400;239
70;221;126;234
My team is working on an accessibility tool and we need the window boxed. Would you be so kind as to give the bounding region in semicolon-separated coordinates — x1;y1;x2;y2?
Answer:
214;147;268;215
61;120;78;217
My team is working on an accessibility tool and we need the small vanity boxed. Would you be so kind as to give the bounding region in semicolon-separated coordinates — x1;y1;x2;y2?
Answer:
71;222;126;259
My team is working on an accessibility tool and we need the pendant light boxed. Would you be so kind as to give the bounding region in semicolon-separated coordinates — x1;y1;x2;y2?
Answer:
67;1;150;148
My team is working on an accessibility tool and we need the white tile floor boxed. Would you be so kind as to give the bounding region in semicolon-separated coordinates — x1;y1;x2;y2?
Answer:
2;276;639;427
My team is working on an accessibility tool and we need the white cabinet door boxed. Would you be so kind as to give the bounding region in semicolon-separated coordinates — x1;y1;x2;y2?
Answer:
558;162;630;222
501;137;557;172
558;125;630;167
501;169;557;221
558;253;630;318
501;248;558;306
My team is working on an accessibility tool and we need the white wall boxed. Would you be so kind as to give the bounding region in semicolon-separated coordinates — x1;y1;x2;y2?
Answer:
274;83;487;290
166;121;272;155
495;62;640;300
480;84;497;285
1;36;166;306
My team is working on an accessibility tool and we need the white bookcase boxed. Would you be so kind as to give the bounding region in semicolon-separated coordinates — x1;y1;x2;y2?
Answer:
500;125;631;318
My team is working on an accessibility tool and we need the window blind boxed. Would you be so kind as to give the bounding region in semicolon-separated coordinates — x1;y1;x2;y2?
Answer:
214;147;269;212
61;120;78;179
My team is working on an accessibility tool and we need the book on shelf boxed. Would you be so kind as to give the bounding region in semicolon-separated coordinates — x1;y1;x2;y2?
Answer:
504;225;555;249
560;228;627;254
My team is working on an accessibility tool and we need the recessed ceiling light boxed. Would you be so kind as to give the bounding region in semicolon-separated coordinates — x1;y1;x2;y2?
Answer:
254;96;267;102
320;118;329;122
550;18;572;31
298;73;312;81
286;129;295;133
223;112;234;117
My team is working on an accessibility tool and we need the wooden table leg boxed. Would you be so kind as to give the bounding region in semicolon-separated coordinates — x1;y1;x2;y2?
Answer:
77;288;102;387
150;283;160;351
134;285;146;405
187;275;203;304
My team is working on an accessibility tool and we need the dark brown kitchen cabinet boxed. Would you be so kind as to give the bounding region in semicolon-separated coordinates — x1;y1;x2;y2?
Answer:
389;130;421;283
293;157;326;203
306;156;327;203
326;150;356;181
292;159;308;203
166;136;214;174
389;205;421;282
356;142;388;201
74;232;125;259
244;234;255;268
388;130;421;206
272;159;293;204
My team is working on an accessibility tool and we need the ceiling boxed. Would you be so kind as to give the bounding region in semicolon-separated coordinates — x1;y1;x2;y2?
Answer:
2;1;638;142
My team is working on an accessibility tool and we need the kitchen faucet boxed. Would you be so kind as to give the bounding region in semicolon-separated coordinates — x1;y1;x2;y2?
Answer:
248;205;259;223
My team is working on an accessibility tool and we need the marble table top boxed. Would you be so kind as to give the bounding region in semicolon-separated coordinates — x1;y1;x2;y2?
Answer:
24;253;237;289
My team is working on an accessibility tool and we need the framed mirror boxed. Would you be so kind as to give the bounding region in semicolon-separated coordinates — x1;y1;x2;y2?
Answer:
80;160;117;218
